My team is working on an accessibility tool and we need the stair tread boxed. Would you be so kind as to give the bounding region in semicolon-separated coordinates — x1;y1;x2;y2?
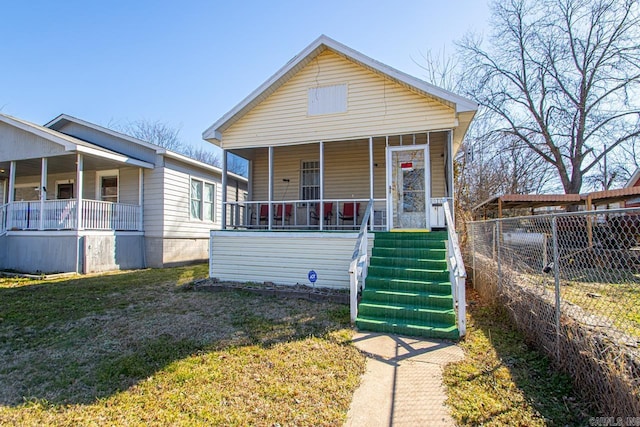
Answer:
369;265;448;272
359;302;455;313
356;316;458;331
362;289;453;299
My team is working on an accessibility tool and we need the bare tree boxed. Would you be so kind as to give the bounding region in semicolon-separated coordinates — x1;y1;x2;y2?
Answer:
183;145;221;167
118;119;184;152
459;0;640;194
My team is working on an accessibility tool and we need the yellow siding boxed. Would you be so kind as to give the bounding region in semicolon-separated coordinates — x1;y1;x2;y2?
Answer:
222;50;456;149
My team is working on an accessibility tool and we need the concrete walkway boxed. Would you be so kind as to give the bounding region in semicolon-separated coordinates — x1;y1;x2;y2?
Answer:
345;332;464;427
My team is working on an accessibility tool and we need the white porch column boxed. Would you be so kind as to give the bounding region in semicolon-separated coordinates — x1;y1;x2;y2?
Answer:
138;168;144;231
319;141;324;231
268;146;273;230
369;137;374;231
221;149;228;229
39;158;47;230
76;154;84;230
447;130;455;224
7;161;15;229
247;159;253;225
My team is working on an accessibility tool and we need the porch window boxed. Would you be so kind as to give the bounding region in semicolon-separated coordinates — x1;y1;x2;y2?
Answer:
301;161;320;200
190;178;216;222
97;170;119;203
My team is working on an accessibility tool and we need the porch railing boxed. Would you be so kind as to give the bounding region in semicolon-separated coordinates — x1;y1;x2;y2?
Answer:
81;200;141;230
443;200;466;337
349;199;373;322
5;200;141;231
224;198;387;231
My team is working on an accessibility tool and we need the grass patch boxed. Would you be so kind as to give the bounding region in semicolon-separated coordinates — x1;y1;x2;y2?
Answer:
0;265;365;426
443;289;592;426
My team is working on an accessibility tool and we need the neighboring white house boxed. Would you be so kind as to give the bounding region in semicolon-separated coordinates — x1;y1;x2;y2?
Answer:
0;113;246;274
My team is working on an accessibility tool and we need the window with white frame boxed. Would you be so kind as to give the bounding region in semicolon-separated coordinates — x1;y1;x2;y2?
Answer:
190;178;215;221
204;182;215;221
300;161;320;201
97;170;119;203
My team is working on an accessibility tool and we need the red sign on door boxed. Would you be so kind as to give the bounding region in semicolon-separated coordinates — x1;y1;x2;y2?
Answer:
401;162;413;170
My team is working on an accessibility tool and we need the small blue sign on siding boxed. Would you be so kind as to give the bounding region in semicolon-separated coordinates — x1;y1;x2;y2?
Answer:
308;270;317;284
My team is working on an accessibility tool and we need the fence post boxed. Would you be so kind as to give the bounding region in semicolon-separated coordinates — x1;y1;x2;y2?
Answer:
471;222;476;289
551;215;561;361
496;220;502;291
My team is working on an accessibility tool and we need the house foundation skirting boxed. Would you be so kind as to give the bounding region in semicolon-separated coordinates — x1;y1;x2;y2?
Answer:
0;231;144;274
209;231;374;289
144;237;210;268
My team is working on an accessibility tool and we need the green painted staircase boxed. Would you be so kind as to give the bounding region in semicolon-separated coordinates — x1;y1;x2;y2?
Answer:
355;231;459;340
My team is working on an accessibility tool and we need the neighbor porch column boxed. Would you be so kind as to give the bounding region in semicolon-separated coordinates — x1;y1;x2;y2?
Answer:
76;154;84;230
39;157;47;230
138;168;144;231
221;149;228;229
75;154;84;274
319;141;324;231
268;146;273;230
7;161;15;229
369;136;374;231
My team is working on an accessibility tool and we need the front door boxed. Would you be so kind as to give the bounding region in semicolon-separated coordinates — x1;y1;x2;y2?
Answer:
387;145;430;230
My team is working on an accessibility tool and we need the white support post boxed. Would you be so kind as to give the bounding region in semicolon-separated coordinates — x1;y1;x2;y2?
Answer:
39;158;47;230
7;161;15;229
221;150;228;229
247;159;253;225
319;141;324;231
138;168;144;231
76;154;84;274
268;146;273;230
76;154;84;230
369;137;374;231
447;130;455;224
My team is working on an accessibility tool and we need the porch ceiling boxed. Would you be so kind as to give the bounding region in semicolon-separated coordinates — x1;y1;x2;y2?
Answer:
0;154;139;178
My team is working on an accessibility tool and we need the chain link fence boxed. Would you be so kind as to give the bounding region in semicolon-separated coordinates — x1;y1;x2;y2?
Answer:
468;207;640;417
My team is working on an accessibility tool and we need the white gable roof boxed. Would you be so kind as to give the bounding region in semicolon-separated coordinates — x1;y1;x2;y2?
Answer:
203;35;478;142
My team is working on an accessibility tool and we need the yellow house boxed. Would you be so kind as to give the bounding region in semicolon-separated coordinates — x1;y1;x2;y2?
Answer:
203;35;476;338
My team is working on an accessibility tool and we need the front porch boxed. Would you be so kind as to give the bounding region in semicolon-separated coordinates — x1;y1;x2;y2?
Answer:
1;199;141;233
0;153;146;235
220;131;455;232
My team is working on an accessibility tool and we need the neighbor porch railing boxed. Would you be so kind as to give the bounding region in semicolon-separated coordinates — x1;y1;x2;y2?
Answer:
443;200;466;337
6;199;141;231
349;199;373;322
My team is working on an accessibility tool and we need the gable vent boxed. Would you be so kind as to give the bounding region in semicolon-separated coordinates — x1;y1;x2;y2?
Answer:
308;84;347;116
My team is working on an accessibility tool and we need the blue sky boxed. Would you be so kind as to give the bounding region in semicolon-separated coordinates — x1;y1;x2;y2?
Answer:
0;1;489;153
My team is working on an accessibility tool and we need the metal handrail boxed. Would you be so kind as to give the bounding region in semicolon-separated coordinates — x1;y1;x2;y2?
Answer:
443;200;467;337
349;199;373;323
